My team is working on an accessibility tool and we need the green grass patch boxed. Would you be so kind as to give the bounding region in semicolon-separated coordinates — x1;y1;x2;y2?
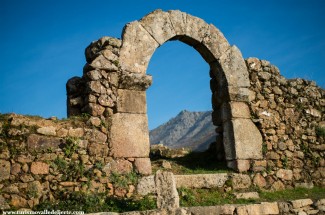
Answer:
178;187;325;207
34;192;156;213
316;126;325;138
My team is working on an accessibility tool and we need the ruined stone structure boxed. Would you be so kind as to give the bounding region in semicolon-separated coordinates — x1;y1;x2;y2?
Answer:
0;9;324;212
67;9;263;172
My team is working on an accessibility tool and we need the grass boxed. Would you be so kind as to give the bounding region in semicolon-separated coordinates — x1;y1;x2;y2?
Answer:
151;150;232;174
34;192;156;213
178;187;325;207
316;126;325;138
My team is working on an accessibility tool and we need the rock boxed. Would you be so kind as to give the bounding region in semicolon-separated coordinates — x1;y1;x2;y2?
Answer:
175;174;228;189
258;72;272;81
30;162;49;175
86;70;102;80
2;184;19;194
88;143;109;157
291;199;313;209
11;195;28;208
27;181;43;198
231;174;252;189
0;160;11;182
234;192;259;199
11;163;21;175
88;117;101;127
134;158;152;175
119;21;159;73
161;160;172;169
271;180;285;191
253;173;266;188
305;108;321;118
20;174;34;183
98;95;114;107
0;195;10;210
89;55;118;71
117;89;147;114
223;118;263;160
276;169;293;180
85;128;107;143
110;159;133;174
27;134;61;152
155;171;179;209
137;176;156;195
236;202;279;215
140;9;175;45
84;103;105;117
68;128;84;138
36;126;56;136
110;113;150;158
188;205;236;215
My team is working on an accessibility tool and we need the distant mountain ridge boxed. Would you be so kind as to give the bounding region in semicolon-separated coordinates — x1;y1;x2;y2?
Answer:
149;110;216;151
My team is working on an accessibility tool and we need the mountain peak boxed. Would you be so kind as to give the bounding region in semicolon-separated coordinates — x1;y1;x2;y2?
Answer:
150;110;215;151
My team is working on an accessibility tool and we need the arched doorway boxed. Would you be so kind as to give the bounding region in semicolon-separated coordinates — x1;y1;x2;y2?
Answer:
111;9;262;172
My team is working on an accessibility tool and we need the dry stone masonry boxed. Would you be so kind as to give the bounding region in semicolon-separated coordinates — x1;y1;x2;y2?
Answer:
67;9;264;172
0;9;324;212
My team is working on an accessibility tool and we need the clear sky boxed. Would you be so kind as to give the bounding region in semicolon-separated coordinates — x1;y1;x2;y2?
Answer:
1;0;324;130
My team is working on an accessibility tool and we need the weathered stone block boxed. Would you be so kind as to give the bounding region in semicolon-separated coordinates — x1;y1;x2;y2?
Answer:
231;174;252;189
218;46;250;87
168;10;187;35
110;159;133;174
84;103;105;117
27;134;61;152
119;21;159;73
0;160;10;182
137;175;155;195
227;159;250;172
175;173;228;188
276;169;293;181
155;170;179;209
221;102;251;122
188;205;236;215
31;162;49;175
110;113;150;158
223;118;263;160
201;24;230;63
184;14;210;44
36;126;56;136
88;143;109;157
117;89;147;114
134;158;152;175
90;55;118;71
140;9;176;45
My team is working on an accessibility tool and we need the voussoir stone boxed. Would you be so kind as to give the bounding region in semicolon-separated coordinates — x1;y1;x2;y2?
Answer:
168;10;187;35
221;102;251;122
119;21;159;74
185;14;210;44
218;46;251;88
27;134;61;152
110;113;150;158
140;9;176;45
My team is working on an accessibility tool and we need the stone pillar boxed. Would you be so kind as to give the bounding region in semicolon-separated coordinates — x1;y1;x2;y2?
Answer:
155;170;179;209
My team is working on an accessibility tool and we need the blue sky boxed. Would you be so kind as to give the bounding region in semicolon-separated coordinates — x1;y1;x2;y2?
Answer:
1;0;324;129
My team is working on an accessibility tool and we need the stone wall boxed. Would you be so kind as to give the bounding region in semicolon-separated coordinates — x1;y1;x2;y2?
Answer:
245;58;324;189
0;114;150;210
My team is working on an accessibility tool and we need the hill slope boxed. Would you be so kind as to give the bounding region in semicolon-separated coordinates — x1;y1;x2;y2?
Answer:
149;110;216;151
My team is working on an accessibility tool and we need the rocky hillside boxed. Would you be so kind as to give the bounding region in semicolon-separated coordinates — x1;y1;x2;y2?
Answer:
149;110;216;151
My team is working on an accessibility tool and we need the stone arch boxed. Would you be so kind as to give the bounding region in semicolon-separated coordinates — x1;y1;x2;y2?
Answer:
113;9;262;172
